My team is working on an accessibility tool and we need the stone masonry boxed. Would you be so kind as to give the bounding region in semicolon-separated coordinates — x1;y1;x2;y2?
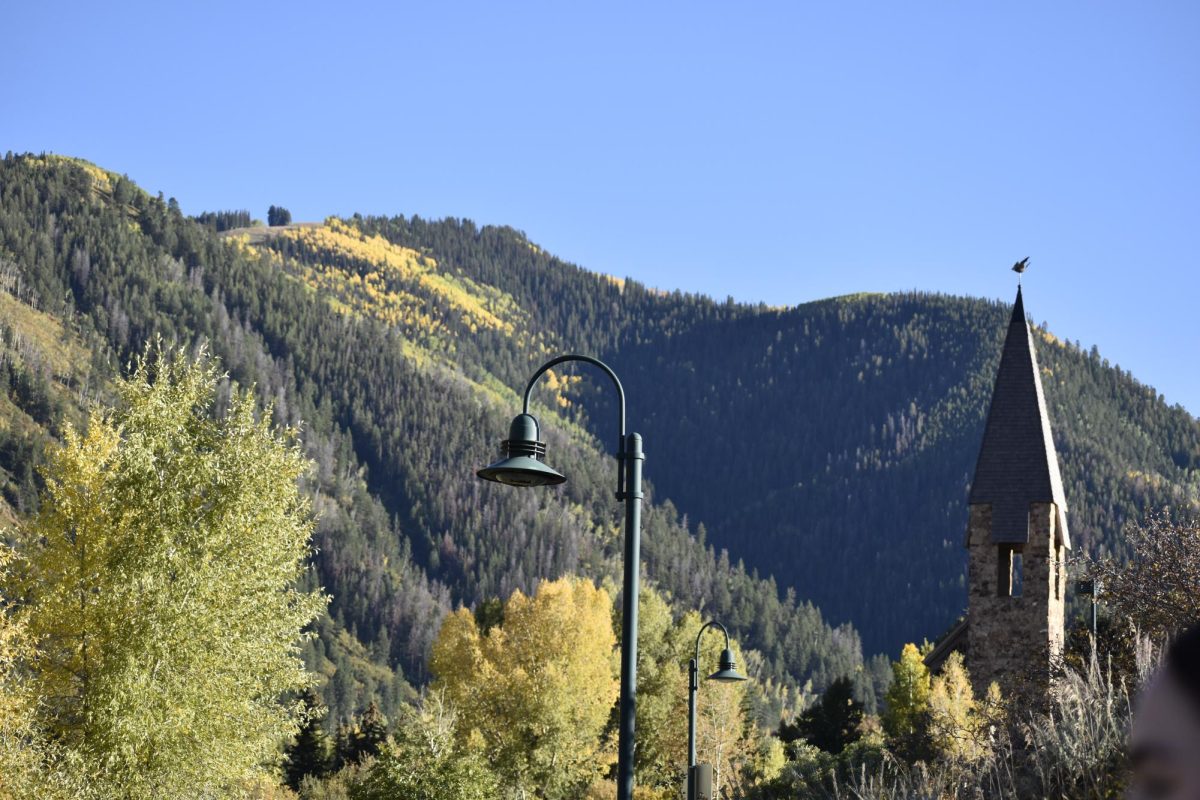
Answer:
966;501;1067;695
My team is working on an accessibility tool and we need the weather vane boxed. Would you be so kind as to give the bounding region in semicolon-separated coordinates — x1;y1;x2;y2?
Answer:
1012;256;1030;287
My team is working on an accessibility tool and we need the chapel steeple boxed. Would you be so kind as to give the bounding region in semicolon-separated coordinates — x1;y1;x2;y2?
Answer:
968;286;1070;549
964;285;1069;696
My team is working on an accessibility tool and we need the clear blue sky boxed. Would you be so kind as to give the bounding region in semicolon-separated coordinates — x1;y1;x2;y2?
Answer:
4;1;1198;413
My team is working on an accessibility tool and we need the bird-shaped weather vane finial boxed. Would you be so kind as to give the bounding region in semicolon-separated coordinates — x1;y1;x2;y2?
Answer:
1012;256;1030;287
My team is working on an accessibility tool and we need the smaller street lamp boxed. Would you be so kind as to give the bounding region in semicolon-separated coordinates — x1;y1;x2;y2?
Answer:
689;621;748;800
1075;579;1101;640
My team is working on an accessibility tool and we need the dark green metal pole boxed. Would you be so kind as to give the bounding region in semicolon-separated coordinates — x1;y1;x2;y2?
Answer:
687;656;699;800
617;432;643;800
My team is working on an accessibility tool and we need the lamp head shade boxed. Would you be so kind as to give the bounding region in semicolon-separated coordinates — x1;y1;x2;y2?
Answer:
477;413;567;488
707;648;748;683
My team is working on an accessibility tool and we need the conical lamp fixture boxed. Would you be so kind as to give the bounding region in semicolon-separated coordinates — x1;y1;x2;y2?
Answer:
707;648;747;683
477;413;567;487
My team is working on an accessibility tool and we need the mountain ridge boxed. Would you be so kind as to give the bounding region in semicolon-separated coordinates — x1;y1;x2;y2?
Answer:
2;154;1197;722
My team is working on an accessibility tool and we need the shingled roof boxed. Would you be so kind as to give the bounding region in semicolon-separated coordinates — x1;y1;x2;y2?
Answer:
967;287;1070;548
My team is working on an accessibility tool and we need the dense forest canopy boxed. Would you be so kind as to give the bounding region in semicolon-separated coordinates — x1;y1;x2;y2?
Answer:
1;153;1197;733
347;210;1200;652
0;155;874;726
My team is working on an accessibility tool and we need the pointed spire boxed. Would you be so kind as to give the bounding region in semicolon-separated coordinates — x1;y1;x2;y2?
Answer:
968;287;1070;548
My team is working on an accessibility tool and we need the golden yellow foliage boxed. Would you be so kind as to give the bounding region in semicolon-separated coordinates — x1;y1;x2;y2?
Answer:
883;642;932;741
31;155;116;195
928;651;990;762
543;368;583;409
431;577;618;799
1039;329;1062;348
273;219;521;337
0;543;39;797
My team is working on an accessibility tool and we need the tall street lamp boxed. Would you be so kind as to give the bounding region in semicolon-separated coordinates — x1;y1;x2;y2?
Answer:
688;620;748;800
477;354;643;800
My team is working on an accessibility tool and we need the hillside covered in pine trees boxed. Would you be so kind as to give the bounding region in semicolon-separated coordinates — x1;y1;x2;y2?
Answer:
2;153;1197;726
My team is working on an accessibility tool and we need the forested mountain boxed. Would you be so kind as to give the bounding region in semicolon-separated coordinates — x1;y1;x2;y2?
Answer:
1;154;1196;729
346;212;1200;653
0;155;871;728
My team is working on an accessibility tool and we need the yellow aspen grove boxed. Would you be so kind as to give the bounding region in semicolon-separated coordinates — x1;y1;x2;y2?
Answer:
431;577;618;800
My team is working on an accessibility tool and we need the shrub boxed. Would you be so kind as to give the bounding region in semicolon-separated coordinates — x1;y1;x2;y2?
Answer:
765;640;1148;799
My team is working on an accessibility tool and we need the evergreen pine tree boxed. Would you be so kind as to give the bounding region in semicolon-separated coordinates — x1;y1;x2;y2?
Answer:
795;676;863;754
357;702;389;761
285;688;333;789
334;721;358;770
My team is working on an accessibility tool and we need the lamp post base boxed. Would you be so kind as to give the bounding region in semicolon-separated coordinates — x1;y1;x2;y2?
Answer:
690;763;713;800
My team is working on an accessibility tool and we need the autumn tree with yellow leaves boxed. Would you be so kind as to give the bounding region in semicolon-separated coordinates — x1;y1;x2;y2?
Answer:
882;645;1002;765
0;543;59;800
431;577;618;800
926;651;999;763
882;642;934;761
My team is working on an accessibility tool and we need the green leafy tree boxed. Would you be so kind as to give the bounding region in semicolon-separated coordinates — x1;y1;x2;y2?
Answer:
8;344;327;797
349;693;498;800
473;596;504;634
626;586;688;791
335;701;389;768
357;702;389;760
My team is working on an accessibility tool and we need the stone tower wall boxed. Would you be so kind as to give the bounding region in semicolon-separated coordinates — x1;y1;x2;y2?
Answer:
965;501;1065;695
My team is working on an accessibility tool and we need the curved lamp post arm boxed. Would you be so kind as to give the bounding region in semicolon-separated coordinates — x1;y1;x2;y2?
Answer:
694;620;732;664
522;353;626;436
522;353;628;499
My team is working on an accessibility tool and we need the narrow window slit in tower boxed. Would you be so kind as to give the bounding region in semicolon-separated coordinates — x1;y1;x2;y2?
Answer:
998;543;1024;597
